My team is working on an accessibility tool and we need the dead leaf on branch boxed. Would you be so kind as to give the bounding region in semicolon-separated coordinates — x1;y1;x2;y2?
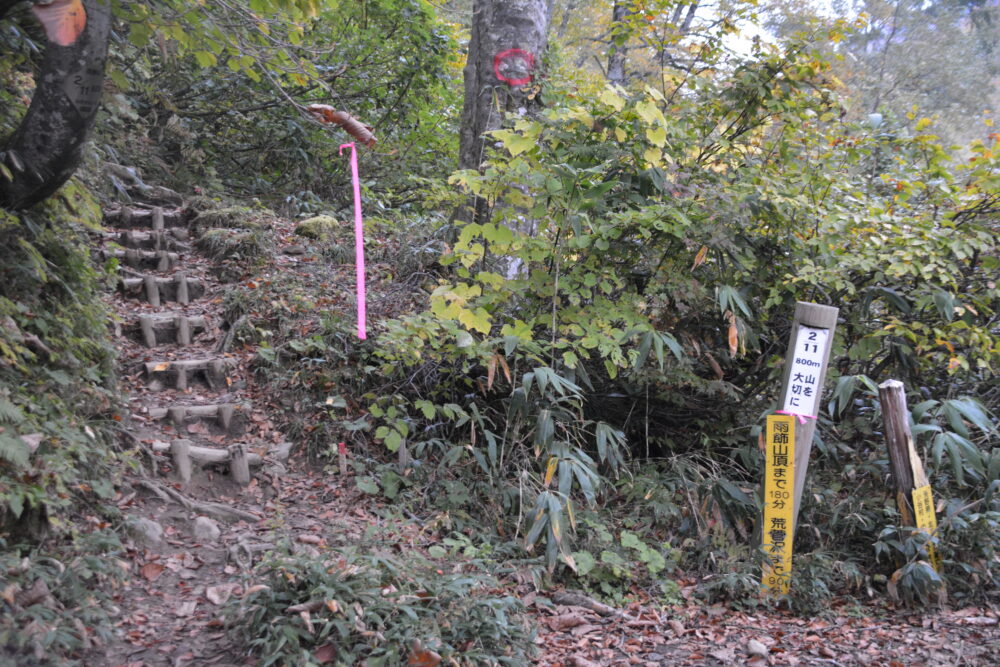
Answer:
31;0;87;47
307;104;377;147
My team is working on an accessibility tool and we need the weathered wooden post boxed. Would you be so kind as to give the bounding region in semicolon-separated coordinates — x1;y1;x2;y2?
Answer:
776;302;839;532
878;379;940;570
229;443;251;486
171;438;192;485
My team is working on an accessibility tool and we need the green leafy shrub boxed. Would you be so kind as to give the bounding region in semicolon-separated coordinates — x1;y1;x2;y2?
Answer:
227;546;534;666
0;191;120;537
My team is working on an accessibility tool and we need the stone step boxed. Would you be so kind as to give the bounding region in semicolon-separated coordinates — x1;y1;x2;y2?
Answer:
119;272;204;306
103;248;180;271
151;439;263;466
127;315;209;348
144;357;237;392
147;402;250;436
104;205;185;229
110;229;191;251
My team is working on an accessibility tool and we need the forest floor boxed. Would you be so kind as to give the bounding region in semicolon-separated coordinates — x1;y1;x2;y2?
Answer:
91;192;999;666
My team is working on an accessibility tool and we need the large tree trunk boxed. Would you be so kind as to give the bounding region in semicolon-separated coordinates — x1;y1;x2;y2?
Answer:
458;0;551;180
1;0;111;210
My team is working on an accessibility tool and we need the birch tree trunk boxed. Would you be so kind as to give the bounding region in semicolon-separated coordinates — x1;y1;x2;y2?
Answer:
458;0;551;222
1;0;112;210
606;2;628;84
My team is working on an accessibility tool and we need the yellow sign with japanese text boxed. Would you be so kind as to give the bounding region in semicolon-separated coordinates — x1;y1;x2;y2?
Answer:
912;484;941;572
762;414;795;595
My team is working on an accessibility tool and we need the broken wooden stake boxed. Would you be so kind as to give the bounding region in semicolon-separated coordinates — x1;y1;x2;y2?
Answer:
878;379;941;571
338;441;348;476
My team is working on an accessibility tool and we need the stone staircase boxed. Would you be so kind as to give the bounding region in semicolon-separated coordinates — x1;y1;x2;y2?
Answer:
101;200;288;488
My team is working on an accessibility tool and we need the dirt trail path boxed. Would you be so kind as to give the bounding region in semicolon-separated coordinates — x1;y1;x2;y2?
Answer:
89;193;385;666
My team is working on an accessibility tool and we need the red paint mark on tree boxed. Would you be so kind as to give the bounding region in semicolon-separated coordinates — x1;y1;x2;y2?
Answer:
493;48;535;86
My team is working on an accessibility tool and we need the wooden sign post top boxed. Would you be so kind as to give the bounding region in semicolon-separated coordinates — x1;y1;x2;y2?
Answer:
778;302;838;532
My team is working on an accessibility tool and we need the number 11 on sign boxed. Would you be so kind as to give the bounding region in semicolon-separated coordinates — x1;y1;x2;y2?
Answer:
762;414;796;595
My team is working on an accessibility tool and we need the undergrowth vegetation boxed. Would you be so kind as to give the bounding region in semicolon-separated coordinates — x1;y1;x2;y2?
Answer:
248;31;999;613
1;0;998;663
227;541;535;666
0;195;126;660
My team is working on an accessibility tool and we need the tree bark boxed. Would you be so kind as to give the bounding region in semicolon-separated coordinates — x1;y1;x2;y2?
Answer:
1;0;111;209
458;0;551;180
0;1;22;21
606;2;628;84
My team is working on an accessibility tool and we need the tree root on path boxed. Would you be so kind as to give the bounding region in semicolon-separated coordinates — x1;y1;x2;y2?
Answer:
135;479;260;524
551;590;623;618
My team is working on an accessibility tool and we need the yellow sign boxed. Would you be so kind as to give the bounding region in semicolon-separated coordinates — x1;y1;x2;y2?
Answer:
912;484;941;572
761;415;796;595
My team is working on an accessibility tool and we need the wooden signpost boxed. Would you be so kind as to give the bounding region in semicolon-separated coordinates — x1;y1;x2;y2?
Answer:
776;302;839;533
761;302;838;595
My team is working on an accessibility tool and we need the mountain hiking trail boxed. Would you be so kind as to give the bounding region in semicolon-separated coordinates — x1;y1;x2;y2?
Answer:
87;183;998;666
89;188;389;666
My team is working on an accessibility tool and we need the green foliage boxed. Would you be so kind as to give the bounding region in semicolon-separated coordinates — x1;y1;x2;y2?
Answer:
227;544;535;665
246;24;998;605
0;188;121;535
99;0;460;206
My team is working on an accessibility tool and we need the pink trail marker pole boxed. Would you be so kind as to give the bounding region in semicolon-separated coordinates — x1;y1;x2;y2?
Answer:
339;142;367;340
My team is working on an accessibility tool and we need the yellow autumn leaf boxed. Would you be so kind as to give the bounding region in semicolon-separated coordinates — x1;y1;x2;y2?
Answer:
599;86;625;111
727;311;739;358
543;455;557;487
692;245;708;270
646;125;667;147
153;362;169;372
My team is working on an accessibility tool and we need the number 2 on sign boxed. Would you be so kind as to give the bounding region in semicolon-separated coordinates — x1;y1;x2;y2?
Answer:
803;331;819;353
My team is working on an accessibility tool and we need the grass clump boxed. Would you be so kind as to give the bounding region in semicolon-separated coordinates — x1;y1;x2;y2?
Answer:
196;228;273;282
0;530;124;665
191;206;277;233
294;215;340;240
227;545;534;666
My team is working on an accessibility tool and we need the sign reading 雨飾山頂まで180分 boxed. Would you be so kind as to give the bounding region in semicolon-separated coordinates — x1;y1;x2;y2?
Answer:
782;325;829;418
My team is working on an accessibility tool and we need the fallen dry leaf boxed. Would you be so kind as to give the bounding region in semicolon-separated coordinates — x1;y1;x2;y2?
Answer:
205;584;239;605
709;647;735;663
314;643;337;664
407;639;441;667
174;600;198;617
140;562;165;582
747;638;768;658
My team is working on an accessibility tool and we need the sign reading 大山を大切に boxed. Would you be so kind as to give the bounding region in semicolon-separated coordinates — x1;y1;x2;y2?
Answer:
781;325;829;418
